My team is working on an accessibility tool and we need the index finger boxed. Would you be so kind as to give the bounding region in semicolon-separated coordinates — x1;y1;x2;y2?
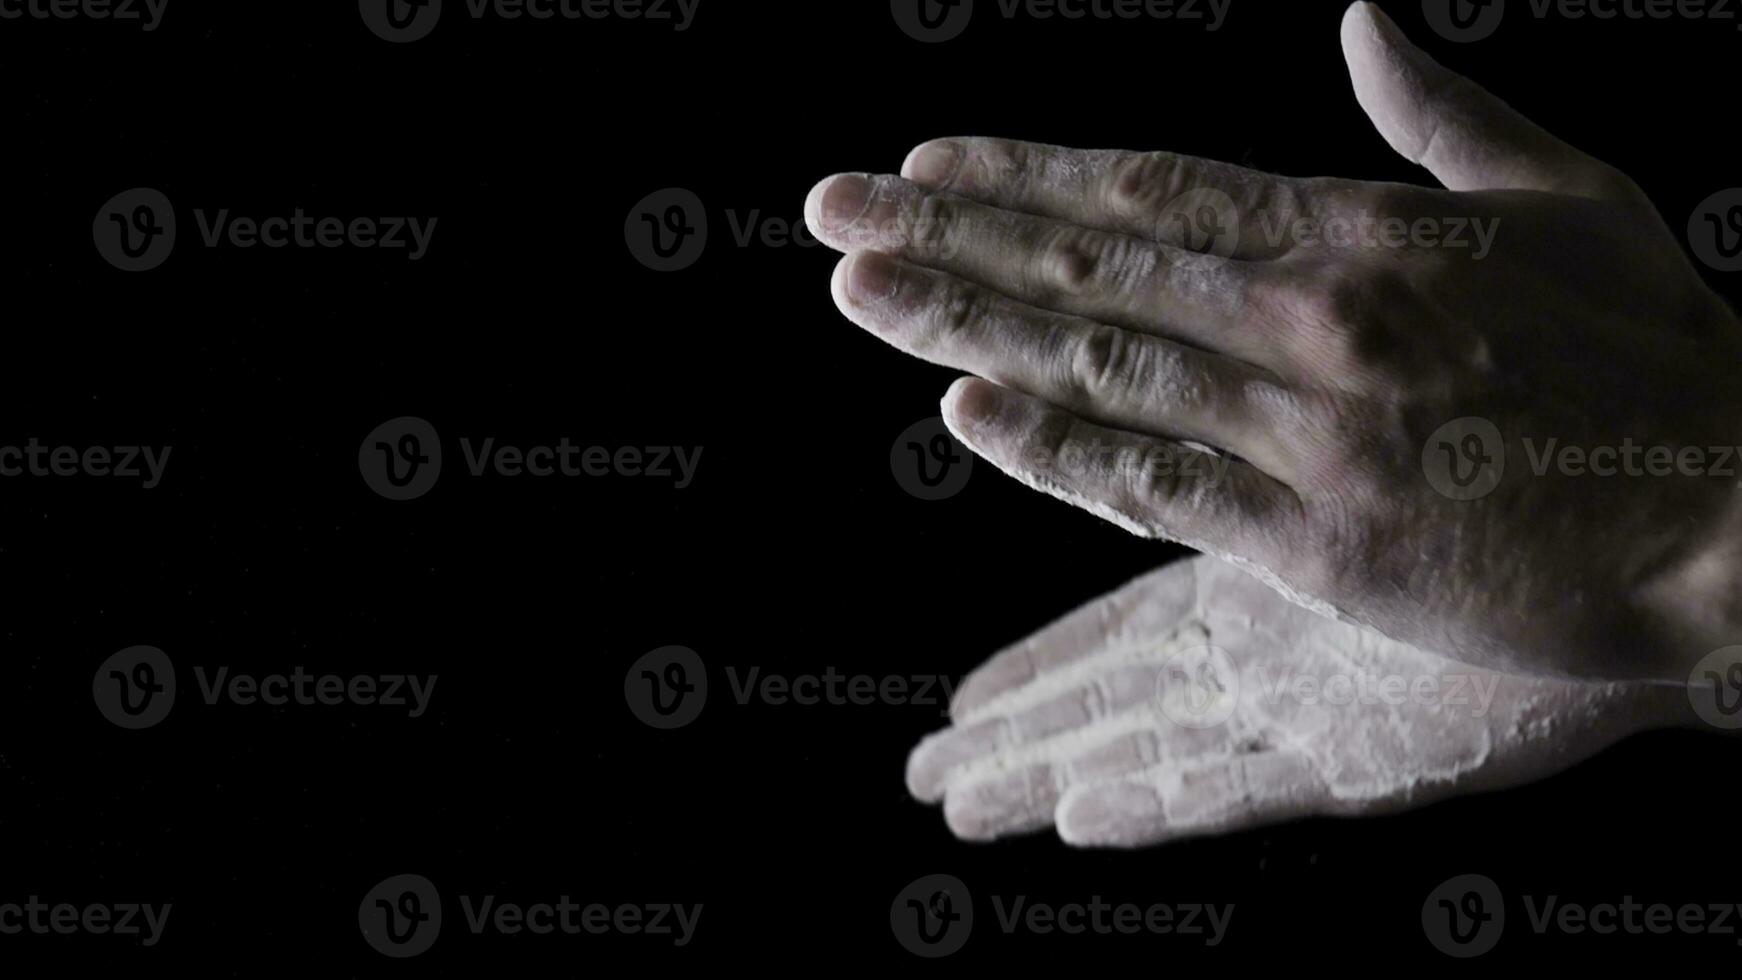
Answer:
901;137;1314;260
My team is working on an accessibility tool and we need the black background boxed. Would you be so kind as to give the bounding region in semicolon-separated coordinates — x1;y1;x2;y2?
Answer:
3;0;1740;972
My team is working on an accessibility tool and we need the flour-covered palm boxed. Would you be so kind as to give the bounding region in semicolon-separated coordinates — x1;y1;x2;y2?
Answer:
807;3;1742;683
907;556;1678;847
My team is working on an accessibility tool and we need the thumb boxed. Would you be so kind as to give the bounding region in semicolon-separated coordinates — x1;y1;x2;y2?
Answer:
1339;2;1638;202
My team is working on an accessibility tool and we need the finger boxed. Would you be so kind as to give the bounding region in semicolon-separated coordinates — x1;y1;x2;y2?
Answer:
906;663;1166;803
832;251;1305;479
1056;751;1329;847
940;723;1236;841
901;136;1311;260
949;559;1208;722
805;173;1272;363
1341;2;1642;203
940;377;1304;563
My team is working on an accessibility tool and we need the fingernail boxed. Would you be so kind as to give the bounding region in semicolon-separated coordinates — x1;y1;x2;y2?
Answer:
946;378;1003;428
904;141;961;188
845;251;900;304
820;174;874;228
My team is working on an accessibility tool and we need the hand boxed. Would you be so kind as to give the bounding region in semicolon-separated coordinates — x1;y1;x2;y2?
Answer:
906;555;1680;847
803;2;1742;682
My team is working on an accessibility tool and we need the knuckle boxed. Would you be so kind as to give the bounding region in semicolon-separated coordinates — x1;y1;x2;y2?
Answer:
1283;266;1398;344
1004;139;1037;199
1063;323;1134;401
910;189;959;256
1032;226;1141;299
933;278;993;347
1108;150;1183;216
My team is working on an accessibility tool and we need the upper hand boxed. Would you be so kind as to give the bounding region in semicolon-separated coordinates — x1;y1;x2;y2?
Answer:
805;2;1742;682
